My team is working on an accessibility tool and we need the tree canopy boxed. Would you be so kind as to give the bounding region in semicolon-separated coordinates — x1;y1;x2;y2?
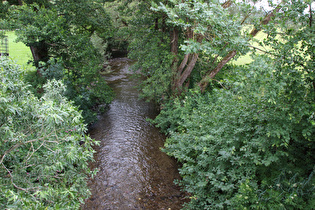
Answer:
1;0;114;124
123;0;277;100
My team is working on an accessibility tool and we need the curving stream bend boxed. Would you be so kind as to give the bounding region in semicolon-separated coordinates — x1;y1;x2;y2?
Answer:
83;58;188;209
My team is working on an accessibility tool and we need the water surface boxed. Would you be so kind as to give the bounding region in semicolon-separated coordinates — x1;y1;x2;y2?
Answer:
83;58;187;209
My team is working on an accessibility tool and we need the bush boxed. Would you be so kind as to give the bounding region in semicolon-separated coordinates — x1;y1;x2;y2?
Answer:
23;58;114;125
0;58;99;209
154;56;315;209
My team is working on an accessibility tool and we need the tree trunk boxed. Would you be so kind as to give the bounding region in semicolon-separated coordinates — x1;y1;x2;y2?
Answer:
170;28;178;55
177;53;198;88
172;29;201;94
29;42;49;75
172;53;199;95
174;53;198;94
177;54;189;76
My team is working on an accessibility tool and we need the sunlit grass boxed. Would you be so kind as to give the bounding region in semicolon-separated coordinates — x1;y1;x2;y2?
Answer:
233;30;269;65
4;31;33;68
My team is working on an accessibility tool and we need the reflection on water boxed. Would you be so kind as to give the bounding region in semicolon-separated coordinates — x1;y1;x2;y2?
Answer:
83;58;188;209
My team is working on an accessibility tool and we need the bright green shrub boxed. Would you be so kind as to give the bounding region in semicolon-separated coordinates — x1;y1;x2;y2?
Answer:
154;56;315;209
0;58;99;209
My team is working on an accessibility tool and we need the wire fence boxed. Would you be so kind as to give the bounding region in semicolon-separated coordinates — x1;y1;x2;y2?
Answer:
0;36;9;56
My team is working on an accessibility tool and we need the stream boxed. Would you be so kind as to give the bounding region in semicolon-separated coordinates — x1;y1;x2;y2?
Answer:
82;58;188;209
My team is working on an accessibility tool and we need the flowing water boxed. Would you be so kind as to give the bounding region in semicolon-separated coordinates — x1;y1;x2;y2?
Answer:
83;58;188;210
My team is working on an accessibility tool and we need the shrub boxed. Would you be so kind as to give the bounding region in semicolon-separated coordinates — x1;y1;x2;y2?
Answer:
0;58;99;209
23;58;114;125
154;56;315;209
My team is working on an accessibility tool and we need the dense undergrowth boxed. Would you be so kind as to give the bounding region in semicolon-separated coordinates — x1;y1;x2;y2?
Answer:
0;58;99;209
23;56;114;125
153;56;315;209
124;0;315;208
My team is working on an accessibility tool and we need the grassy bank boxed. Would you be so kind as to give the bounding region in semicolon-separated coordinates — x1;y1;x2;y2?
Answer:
4;31;33;67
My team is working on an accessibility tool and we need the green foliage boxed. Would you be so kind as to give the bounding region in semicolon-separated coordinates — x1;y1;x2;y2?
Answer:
0;58;99;209
23;57;114;125
128;30;174;101
2;0;114;124
150;1;315;209
154;55;314;209
152;0;249;55
0;1;10;20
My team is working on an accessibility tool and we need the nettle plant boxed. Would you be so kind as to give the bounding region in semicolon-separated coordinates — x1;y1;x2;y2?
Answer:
0;58;99;209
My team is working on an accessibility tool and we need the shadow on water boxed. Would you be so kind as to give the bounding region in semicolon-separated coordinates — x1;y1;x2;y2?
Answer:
82;58;188;210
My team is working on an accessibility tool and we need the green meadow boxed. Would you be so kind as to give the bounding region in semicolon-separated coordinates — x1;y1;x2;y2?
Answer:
4;31;33;67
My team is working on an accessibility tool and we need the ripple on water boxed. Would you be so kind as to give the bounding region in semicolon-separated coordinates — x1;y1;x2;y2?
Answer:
83;58;188;210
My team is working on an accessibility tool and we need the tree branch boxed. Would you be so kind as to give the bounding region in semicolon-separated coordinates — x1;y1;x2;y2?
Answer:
249;45;272;55
222;0;233;9
2;163;28;191
250;3;282;37
178;53;199;87
198;50;236;92
198;2;283;92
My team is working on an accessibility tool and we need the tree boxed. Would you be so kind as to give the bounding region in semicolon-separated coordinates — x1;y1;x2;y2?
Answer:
150;0;315;208
5;0;111;65
1;0;114;124
0;58;99;209
123;1;239;97
120;0;287;100
151;0;246;93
